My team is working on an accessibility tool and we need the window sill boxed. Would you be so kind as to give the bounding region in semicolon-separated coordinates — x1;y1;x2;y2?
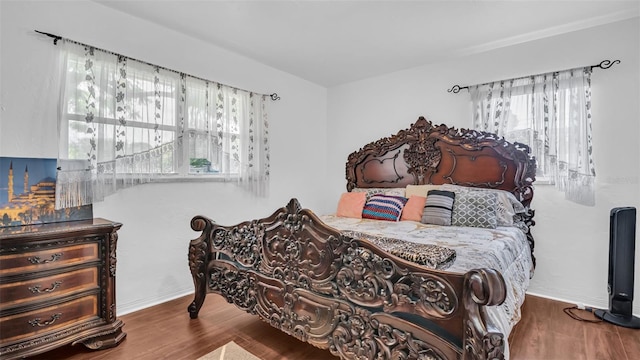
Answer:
148;174;239;183
534;178;553;185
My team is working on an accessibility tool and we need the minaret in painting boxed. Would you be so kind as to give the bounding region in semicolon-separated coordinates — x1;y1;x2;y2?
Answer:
8;161;14;202
24;165;29;194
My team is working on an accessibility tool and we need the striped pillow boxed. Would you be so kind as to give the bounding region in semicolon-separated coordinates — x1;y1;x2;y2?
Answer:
421;190;455;226
362;194;408;221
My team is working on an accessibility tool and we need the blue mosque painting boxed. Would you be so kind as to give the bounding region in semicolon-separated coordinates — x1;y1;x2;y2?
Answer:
0;157;92;227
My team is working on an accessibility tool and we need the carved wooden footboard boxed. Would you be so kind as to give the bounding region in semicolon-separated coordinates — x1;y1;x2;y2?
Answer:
188;199;507;360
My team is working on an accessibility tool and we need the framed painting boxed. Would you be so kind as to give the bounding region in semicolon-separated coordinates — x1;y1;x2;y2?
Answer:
0;157;93;227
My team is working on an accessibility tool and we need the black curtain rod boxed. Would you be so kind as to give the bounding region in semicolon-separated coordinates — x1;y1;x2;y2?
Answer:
35;30;281;101
447;59;621;94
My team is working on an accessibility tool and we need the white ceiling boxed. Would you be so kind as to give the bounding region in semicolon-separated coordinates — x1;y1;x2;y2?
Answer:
94;0;640;87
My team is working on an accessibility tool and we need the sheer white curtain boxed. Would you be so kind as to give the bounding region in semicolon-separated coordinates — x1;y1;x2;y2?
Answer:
470;67;595;205
240;91;270;196
56;41;269;208
183;78;270;195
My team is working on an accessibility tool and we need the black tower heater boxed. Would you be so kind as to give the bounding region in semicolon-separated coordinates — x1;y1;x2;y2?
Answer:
594;207;640;328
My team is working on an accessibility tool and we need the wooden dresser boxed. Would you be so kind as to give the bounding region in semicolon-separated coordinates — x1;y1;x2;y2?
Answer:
0;218;125;359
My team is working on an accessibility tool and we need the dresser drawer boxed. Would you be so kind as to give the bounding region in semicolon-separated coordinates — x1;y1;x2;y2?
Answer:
0;294;99;345
0;243;99;276
0;219;124;358
0;267;99;311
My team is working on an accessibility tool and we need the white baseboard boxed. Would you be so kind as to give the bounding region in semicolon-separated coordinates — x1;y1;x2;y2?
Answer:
117;289;194;316
525;291;602;308
117;289;639;318
526;291;640;318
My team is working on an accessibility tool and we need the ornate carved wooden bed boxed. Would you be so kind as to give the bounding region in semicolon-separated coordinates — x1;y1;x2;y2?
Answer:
187;117;536;359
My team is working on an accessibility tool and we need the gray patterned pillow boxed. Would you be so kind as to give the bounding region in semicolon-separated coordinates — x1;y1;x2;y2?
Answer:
441;184;524;227
451;191;498;229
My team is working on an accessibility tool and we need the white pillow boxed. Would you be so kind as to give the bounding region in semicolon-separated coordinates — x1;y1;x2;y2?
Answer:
405;184;441;198
352;187;405;201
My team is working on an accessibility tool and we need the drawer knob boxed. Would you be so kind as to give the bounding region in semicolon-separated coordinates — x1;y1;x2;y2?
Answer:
27;253;63;264
28;313;62;327
28;281;63;294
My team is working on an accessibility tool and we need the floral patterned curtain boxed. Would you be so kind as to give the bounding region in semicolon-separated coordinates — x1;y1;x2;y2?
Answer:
470;67;595;205
55;41;269;208
183;77;270;195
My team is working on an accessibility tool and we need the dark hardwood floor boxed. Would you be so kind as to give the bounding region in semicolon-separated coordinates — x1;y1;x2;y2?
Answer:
29;294;639;360
509;295;640;360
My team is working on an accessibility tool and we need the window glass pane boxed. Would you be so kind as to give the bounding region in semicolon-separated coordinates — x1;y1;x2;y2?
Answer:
188;132;218;174
504;95;548;178
185;80;209;130
125;67;177;130
65;57;117;119
185;79;222;174
229;134;240;174
67;120;90;159
159;130;175;174
97;123;115;163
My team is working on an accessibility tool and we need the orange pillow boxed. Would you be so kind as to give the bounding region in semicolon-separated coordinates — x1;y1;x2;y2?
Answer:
336;192;367;218
400;195;427;221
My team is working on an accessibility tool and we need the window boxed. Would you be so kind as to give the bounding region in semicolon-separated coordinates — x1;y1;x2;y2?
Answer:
470;68;595;205
184;79;243;176
56;41;269;207
63;55;179;175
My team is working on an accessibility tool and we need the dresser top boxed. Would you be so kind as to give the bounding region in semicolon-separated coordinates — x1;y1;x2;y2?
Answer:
0;218;121;240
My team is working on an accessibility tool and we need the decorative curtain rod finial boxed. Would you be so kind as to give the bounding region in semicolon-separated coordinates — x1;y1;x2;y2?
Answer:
447;85;468;94
34;30;62;45
270;93;281;101
594;59;621;70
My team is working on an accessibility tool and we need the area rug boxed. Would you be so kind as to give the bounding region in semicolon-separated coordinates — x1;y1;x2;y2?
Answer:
197;341;261;360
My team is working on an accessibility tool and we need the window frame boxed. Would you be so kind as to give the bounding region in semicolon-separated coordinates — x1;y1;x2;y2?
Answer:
62;62;244;181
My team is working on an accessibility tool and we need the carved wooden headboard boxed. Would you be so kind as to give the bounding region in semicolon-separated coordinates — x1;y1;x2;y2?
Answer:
345;116;536;208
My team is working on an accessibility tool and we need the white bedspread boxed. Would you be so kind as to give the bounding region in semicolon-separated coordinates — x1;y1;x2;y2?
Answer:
320;215;533;355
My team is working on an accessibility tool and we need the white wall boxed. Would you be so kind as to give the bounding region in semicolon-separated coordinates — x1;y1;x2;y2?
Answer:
328;18;640;316
0;0;327;314
2;0;639;319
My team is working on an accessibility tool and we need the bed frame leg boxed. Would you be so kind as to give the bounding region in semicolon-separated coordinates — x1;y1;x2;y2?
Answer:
187;217;212;319
188;293;205;319
187;240;208;318
462;268;507;360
